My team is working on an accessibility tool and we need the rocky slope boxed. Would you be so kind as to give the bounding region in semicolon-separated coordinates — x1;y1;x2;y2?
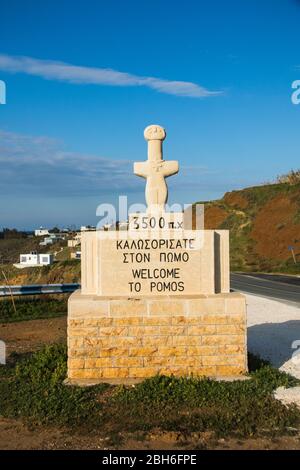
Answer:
202;182;300;273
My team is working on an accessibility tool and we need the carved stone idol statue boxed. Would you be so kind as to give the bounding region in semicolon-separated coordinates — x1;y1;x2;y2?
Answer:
134;125;179;212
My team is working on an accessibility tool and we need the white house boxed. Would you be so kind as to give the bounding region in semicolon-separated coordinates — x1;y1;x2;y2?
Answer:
34;227;49;237
67;232;81;248
39;237;53;246
16;251;54;268
39;233;66;246
68;238;81;248
80;225;96;232
70;251;81;260
49;233;65;240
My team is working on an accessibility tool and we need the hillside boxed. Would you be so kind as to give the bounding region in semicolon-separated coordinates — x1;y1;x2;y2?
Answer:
1;181;299;286
0;238;80;285
202;182;300;273
0;260;81;286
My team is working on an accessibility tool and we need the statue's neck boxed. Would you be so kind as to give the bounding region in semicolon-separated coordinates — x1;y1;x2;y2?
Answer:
148;140;163;162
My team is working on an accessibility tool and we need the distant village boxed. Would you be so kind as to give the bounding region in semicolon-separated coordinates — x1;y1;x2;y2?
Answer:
0;222;129;268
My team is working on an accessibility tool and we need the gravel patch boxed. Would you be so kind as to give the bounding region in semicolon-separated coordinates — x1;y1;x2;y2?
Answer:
274;386;300;408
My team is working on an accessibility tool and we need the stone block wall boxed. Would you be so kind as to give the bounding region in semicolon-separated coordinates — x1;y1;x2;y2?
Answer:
67;291;247;383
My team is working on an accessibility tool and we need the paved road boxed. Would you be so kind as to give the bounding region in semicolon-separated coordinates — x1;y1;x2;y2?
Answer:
231;273;300;305
1;275;299;305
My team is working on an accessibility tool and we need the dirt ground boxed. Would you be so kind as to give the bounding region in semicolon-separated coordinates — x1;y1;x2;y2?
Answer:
0;417;300;450
0;316;67;356
1;317;300;450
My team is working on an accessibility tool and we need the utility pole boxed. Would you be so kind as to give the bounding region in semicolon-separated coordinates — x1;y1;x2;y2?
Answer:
288;246;297;265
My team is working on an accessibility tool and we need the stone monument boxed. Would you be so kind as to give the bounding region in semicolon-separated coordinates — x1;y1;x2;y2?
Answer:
134;125;178;211
67;125;247;384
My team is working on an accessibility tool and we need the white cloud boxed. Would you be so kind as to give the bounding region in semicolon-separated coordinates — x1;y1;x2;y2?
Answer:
0;129;263;212
0;54;222;98
0;129;220;199
0;129;137;196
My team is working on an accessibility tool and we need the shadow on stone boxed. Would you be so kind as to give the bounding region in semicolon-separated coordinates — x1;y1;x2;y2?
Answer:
248;320;300;368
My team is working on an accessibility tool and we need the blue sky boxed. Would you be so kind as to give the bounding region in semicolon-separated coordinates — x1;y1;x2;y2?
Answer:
0;0;299;229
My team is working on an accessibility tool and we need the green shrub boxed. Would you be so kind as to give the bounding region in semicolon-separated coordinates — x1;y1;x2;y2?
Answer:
0;296;68;323
0;344;107;425
0;346;299;437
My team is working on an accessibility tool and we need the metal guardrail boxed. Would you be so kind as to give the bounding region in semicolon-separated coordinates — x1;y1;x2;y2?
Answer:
0;283;80;297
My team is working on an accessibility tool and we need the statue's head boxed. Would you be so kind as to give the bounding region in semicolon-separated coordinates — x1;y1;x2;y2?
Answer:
144;125;166;142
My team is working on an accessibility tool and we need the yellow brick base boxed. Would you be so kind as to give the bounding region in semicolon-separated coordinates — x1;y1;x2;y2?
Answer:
67;290;247;384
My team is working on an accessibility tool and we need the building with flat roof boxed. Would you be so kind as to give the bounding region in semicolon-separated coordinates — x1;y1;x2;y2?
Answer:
14;251;54;268
34;227;49;237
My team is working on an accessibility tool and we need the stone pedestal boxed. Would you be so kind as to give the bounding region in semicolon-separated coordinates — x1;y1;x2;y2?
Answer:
67;291;247;384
